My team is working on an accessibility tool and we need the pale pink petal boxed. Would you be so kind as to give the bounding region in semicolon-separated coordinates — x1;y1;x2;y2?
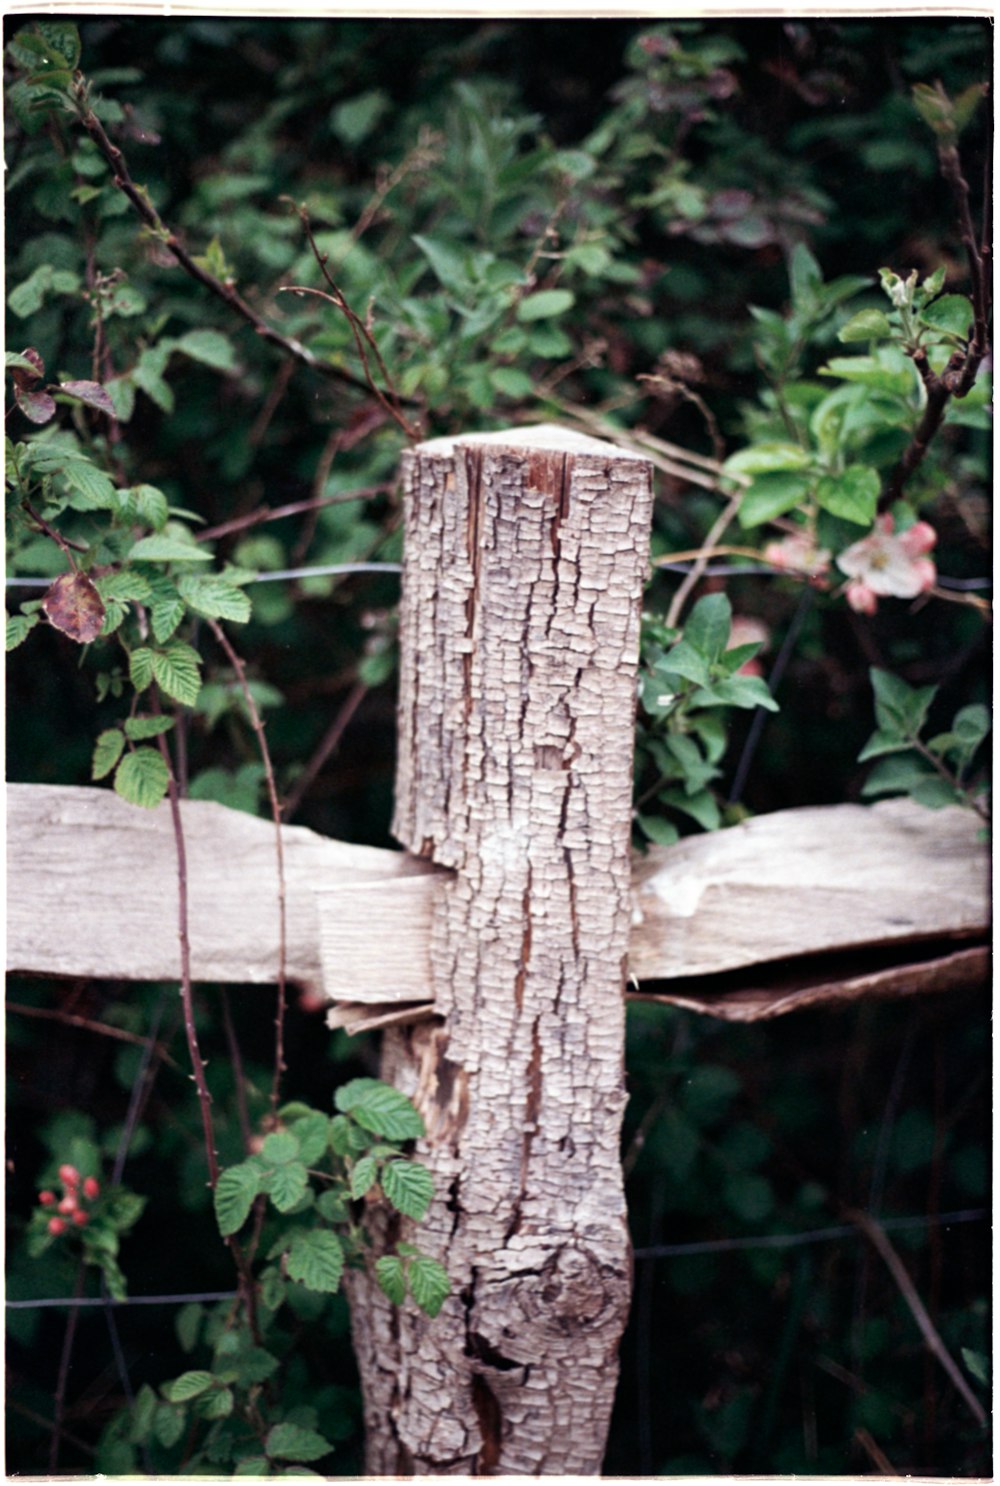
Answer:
846;578;878;614
898;520;937;557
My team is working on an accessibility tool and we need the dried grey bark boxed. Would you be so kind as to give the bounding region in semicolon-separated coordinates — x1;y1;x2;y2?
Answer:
344;425;654;1474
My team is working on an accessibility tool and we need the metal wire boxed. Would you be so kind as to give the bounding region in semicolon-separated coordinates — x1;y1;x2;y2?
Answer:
633;1208;986;1260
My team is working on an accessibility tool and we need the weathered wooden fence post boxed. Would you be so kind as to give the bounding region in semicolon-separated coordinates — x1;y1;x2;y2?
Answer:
343;424;654;1473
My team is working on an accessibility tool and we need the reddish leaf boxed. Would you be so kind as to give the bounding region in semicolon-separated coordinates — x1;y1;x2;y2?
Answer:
59;380;117;418
42;571;106;644
14;384;57;425
9;348;45;388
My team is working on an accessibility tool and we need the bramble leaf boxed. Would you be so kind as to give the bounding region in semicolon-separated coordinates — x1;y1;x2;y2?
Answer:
381;1159;434;1220
213;1161;264;1237
92;728;125;779
286;1230;344;1293
334;1079;425;1141
114;747;169;809
374;1255;406;1306
408;1255;451;1317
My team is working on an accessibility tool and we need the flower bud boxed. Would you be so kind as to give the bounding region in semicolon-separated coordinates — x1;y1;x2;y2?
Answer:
82;1176;100;1201
38;1191;56;1207
48;1217;67;1237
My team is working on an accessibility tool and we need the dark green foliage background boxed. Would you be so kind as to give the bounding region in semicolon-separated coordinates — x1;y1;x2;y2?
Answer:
6;16;990;1475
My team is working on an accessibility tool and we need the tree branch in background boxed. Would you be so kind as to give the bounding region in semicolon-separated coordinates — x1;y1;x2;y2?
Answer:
70;81;419;408
883;98;991;508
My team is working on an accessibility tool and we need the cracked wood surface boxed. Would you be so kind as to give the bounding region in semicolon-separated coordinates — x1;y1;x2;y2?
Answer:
343;425;654;1475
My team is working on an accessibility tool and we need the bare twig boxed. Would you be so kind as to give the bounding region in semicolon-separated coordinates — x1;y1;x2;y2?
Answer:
854;1427;898;1475
845;1206;987;1427
5;999;182;1074
70;83;413;405
665;490;743;630
50;1261;85;1471
153;710;219;1188
196;482;390;544
221;989;253;1155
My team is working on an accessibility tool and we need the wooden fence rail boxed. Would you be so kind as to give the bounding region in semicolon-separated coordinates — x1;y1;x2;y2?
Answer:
8;784;988;1027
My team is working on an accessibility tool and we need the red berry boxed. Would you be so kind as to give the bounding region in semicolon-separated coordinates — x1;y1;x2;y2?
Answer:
82;1176;100;1201
71;1209;89;1227
58;1195;76;1215
48;1216;67;1237
58;1164;80;1188
38;1190;55;1207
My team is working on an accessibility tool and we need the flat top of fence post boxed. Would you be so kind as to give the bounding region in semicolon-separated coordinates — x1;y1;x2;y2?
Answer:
413;420;652;460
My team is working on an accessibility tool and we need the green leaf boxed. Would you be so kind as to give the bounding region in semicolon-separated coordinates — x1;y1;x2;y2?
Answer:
858;729;909;762
636;813;680;847
408;1255;451;1318
287;1113;331;1165
871;667;937;738
265;1423;334;1464
34;20;81;68
331;88;390;145
6;611;40;650
162;1370;215;1403
860;754;935;799
489;366;535;399
658;786;721;832
738;471;811;528
213;1161;264;1237
838;309;892;343
174;329;238;372
286;1230;344;1293
374;1255;406;1306
953;704;990;748
723;442;812;476
61;460;118;511
381;1159;434;1220
123;715;175;741
128;533;212;563
683;592;731;664
516;288;575;322
152;642;202;707
334;1079;425;1141
177;574;251;623
961;1347;990;1386
94;571;152;604
910;776;964;810
266;1162;310;1213
262;1130;301;1165
129;647;155;693
350;1155;379;1200
196;1386;234;1420
691;675;779;713
656;639;710;687
147;578;186;643
815;465;879;526
130;484;170;530
820;353;914;396
175;1303;203;1355
154;1402;186;1448
411;234;471;291
92;728;125;779
919;294;974;339
114;748;169;809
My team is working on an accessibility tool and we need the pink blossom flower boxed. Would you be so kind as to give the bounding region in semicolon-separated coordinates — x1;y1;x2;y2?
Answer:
763;532;831;580
835;515;937;613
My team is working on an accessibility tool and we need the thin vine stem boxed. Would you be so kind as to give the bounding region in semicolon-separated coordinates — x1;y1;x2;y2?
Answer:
207;620;288;1115
152;701;219;1188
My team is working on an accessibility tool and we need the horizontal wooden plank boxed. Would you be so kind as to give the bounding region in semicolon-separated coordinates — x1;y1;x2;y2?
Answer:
7;786;988;1018
628;797;987;980
6;783;434;991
